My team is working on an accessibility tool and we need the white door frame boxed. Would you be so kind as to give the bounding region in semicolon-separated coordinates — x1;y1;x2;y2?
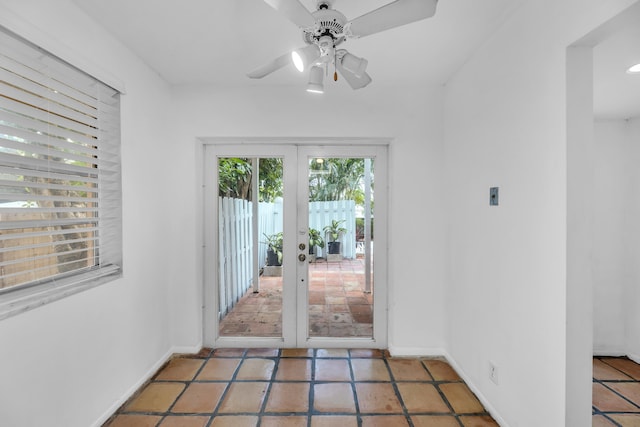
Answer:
202;139;389;349
297;145;388;349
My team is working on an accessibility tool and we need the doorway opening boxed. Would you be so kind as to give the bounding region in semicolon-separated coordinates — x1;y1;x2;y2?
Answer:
203;142;388;349
566;2;640;424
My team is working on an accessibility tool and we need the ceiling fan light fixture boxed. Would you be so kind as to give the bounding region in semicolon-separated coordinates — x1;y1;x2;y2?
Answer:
306;65;324;93
627;63;640;74
292;44;321;72
341;52;368;78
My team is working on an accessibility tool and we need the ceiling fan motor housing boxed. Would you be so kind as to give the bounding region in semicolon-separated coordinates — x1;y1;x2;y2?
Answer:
303;8;347;47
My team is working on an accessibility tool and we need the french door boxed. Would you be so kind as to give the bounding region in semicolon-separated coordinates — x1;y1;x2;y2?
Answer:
203;143;387;348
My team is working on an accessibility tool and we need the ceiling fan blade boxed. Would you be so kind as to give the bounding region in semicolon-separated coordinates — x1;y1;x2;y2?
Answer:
247;52;292;79
347;0;438;38
263;0;316;29
336;61;372;90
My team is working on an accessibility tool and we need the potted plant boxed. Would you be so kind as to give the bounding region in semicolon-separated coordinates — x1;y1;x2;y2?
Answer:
308;227;325;261
262;232;283;266
323;219;347;255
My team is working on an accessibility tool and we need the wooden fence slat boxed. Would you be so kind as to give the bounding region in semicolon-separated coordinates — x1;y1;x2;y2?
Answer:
217;197;356;317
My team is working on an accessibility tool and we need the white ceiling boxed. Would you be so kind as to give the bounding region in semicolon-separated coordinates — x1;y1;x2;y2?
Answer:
594;22;640;120
73;0;524;88
73;0;640;120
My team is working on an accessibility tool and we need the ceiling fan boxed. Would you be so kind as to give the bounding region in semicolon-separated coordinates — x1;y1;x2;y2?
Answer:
247;0;438;93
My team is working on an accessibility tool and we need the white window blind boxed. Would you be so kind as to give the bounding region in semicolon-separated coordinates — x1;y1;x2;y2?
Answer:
0;26;122;298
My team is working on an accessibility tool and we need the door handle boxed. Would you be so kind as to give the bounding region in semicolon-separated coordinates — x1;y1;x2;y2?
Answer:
298;253;306;262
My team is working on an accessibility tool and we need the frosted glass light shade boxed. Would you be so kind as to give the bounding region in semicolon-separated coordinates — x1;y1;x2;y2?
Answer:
292;44;321;72
341;53;368;78
307;65;324;93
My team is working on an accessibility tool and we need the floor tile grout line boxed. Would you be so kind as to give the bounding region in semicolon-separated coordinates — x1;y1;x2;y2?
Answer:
160;355;212;417
598;357;640;381
597;411;625;427
597;379;640;410
255;351;280;427
201;348;247;426
422;362;465;427
310;349;318;425
382;356;416;427
345;352;363;427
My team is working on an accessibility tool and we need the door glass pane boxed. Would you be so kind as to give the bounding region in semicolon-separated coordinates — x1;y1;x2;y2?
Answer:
217;157;283;337
307;157;374;338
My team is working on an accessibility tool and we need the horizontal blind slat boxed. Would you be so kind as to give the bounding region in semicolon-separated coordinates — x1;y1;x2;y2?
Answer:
0;136;99;167
0;165;100;186
1;257;98;282
0;67;99;124
0;51;100;109
0;237;99;258
0;83;99;137
0;206;98;214
0;96;100;143
0;120;99;152
0;31;116;101
0;217;98;230
0;179;98;195
0;226;100;242
0;152;100;177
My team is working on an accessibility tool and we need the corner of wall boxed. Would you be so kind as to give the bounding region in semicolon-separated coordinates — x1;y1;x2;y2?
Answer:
90;348;175;427
442;351;509;427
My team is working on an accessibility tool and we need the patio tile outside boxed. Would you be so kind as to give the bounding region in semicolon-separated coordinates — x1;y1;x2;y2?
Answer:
218;258;373;338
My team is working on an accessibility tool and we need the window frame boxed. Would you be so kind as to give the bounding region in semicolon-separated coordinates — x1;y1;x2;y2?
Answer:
0;26;123;320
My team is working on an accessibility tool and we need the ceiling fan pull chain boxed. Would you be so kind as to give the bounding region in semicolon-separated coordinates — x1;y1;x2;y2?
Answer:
334;52;338;81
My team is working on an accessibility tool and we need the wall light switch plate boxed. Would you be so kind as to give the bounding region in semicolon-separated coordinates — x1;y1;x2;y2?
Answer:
490;187;499;206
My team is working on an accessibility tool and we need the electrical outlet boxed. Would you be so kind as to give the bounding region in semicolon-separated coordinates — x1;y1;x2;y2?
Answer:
489;362;499;385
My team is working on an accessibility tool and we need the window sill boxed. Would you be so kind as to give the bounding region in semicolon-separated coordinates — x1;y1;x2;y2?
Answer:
0;266;121;321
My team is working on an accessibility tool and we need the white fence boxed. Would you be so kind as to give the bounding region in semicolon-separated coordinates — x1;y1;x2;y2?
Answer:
257;199;283;270
309;200;356;259
218;197;253;317
217;197;356;317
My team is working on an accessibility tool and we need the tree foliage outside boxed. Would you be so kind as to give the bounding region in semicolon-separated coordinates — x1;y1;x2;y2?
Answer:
309;158;373;204
258;158;283;202
218;157;374;207
218;158;253;200
218;157;283;202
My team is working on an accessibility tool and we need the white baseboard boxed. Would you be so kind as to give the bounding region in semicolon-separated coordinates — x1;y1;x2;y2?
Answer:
172;344;204;355
593;349;627;357
386;346;508;427
91;345;202;427
593;350;640;365
628;353;640;364
388;346;447;358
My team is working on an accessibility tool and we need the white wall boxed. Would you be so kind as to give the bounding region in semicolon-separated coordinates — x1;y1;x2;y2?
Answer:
168;83;447;354
592;120;633;355
443;1;637;426
624;117;640;360
592;117;640;361
0;1;177;426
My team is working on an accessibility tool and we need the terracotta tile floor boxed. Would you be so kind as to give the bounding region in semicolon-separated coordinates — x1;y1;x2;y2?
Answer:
105;348;499;427
219;258;373;338
593;357;640;426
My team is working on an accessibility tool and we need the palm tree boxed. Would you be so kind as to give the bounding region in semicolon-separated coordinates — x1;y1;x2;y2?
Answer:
309;158;370;203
